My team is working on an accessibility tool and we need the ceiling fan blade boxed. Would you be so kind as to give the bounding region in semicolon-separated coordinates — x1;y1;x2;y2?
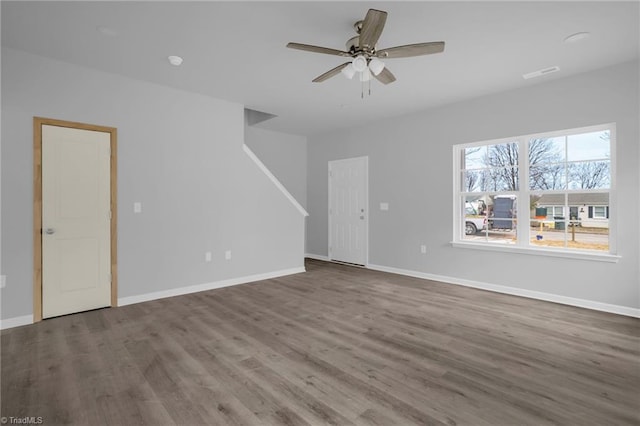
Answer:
371;67;396;84
359;9;387;49
373;67;396;85
377;41;445;59
312;62;351;83
287;42;350;57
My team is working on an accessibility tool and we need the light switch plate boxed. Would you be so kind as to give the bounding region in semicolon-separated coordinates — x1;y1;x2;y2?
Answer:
380;202;389;211
133;202;142;213
205;252;212;262
0;275;6;289
225;250;232;260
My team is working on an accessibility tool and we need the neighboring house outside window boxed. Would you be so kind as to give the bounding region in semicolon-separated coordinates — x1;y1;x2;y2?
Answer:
454;124;614;256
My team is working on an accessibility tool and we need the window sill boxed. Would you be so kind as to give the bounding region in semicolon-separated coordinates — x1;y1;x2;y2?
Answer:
450;241;620;263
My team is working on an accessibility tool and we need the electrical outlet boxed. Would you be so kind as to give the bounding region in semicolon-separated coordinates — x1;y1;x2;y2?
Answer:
0;275;6;289
225;250;232;260
205;252;212;262
420;245;427;254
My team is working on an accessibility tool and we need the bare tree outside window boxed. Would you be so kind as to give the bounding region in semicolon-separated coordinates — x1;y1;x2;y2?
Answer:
528;138;564;190
568;129;611;189
485;142;519;190
462;131;609;192
568;161;610;189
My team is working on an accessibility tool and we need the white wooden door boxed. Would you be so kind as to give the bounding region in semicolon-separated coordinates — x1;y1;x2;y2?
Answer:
329;157;368;265
42;125;111;318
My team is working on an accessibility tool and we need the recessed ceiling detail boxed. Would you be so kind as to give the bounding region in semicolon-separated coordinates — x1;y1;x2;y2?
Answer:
168;55;183;66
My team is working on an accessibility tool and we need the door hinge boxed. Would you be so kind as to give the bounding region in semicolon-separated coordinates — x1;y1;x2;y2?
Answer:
329;170;332;177
109;210;112;220
108;274;112;283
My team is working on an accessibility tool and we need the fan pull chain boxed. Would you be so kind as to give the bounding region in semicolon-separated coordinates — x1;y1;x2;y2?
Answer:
360;76;372;99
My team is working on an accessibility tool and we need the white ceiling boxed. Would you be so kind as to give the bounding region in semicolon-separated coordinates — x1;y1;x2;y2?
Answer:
2;1;638;136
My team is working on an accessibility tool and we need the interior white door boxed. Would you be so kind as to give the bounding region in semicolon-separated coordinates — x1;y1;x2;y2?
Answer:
42;124;111;318
329;157;367;265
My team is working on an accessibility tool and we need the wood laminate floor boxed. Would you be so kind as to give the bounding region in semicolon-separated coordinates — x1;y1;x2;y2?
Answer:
2;259;639;425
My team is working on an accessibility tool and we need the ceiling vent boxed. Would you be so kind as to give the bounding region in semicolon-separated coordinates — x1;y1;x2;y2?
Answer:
523;66;560;80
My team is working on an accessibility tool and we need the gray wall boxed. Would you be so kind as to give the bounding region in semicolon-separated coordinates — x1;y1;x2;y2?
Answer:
245;126;308;210
1;48;305;320
307;60;639;309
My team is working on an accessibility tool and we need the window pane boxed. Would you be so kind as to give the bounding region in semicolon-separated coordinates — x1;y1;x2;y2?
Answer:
462;170;487;192
486;167;519;191
567;130;610;161
490;195;517;229
462;196;488;239
464;146;486;170
529;137;565;166
464;195;517;244
529;165;566;190
486;142;519;170
570;192;609;251
530;193;609;251
567;161;610;189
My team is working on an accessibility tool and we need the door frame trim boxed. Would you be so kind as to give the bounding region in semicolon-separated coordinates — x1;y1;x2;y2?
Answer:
33;117;118;322
328;156;369;266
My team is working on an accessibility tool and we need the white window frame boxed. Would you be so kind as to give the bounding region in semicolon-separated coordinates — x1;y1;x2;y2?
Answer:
452;123;619;263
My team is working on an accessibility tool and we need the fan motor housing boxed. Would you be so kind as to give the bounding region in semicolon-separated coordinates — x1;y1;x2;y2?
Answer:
346;36;360;53
346;35;376;56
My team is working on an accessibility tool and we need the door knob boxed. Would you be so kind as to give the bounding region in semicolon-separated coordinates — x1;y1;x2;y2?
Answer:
45;228;55;235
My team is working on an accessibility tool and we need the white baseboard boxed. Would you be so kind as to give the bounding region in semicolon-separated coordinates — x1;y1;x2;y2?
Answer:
5;261;635;329
0;314;34;330
0;267;306;330
118;266;306;307
305;253;330;261
367;263;640;318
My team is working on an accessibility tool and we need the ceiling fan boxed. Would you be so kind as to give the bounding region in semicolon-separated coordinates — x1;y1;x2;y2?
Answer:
287;8;445;85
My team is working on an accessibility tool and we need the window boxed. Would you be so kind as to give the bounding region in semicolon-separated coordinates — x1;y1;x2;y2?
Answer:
454;124;615;257
592;206;608;219
541;206;564;220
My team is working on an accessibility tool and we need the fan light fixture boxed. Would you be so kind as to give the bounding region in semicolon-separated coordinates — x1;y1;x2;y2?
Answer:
368;57;385;76
341;63;356;79
340;55;385;81
352;55;368;72
287;7;446;93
